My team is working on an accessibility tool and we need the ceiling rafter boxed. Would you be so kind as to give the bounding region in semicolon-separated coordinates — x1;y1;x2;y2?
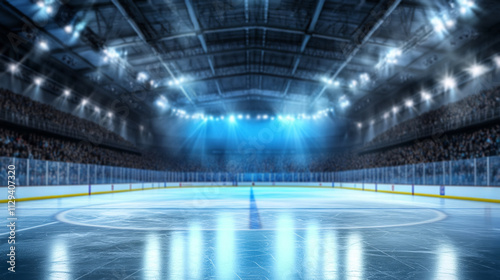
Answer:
310;0;403;105
282;0;326;98
110;0;196;105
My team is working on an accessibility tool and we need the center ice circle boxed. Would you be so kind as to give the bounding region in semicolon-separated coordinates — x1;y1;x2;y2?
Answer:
56;199;446;231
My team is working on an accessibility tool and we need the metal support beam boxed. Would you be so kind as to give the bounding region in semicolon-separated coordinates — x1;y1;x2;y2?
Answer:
283;0;325;98
194;90;309;106
56;24;397;55
310;0;402;105
111;0;195;105
185;0;226;108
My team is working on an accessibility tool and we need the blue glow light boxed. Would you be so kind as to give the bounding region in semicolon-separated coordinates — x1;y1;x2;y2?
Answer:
229;115;236;122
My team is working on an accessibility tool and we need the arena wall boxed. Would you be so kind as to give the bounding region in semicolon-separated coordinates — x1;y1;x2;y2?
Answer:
1;181;500;203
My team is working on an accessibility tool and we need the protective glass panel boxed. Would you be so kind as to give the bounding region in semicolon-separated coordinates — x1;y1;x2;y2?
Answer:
451;159;474;186
490;157;500;186
476;158;488;186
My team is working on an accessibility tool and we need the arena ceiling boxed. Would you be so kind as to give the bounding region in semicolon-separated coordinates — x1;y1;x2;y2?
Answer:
1;0;500;127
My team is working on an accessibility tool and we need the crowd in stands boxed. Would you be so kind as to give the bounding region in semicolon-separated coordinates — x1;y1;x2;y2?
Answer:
1;86;500;176
160;123;500;172
0;127;167;170
0;89;133;147
368;85;500;146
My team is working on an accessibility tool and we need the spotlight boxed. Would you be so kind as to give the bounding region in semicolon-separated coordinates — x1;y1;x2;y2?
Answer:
156;100;166;109
442;76;456;89
278;115;283;120
95;106;100;112
103;48;119;60
421;91;431;101
237;114;243;119
174;80;180;85
370;120;375;125
81;99;88;106
8;64;18;73
45;6;53;14
139;125;144;131
179;77;184;83
257;115;261;120
333;81;340;86
63;89;71;96
383;112;389;119
220;116;225;120
357;122;362;128
431;18;445;32
64;25;73;33
34;77;43;86
168;81;173;86
263;114;268;119
209;116;214;121
36;1;45;8
445;19;455;27
360;73;370;82
137;72;148;82
392;106;399;113
468;64;487;77
340;99;350;108
229;115;235;122
38;41;49;51
271;116;275;120
107;112;113;117
246;114;250;119
494;56;500;68
405;100;413;107
459;0;475;14
349;80;357;88
385;48;402;64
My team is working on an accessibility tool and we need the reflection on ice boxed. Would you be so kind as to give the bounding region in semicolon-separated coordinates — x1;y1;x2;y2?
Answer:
434;243;458;280
144;233;162;279
305;222;320;279
274;213;296;279
216;213;236;279
188;223;203;279
49;237;71;280
346;232;363;280
323;231;339;280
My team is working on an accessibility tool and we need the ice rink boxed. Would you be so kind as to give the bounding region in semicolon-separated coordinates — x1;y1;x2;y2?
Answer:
1;186;500;279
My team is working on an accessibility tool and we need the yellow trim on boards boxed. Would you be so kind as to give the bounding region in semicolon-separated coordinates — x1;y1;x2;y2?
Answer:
0;185;175;203
334;185;500;203
0;184;499;204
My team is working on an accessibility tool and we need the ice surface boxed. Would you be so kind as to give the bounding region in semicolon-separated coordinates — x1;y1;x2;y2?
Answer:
1;187;499;279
